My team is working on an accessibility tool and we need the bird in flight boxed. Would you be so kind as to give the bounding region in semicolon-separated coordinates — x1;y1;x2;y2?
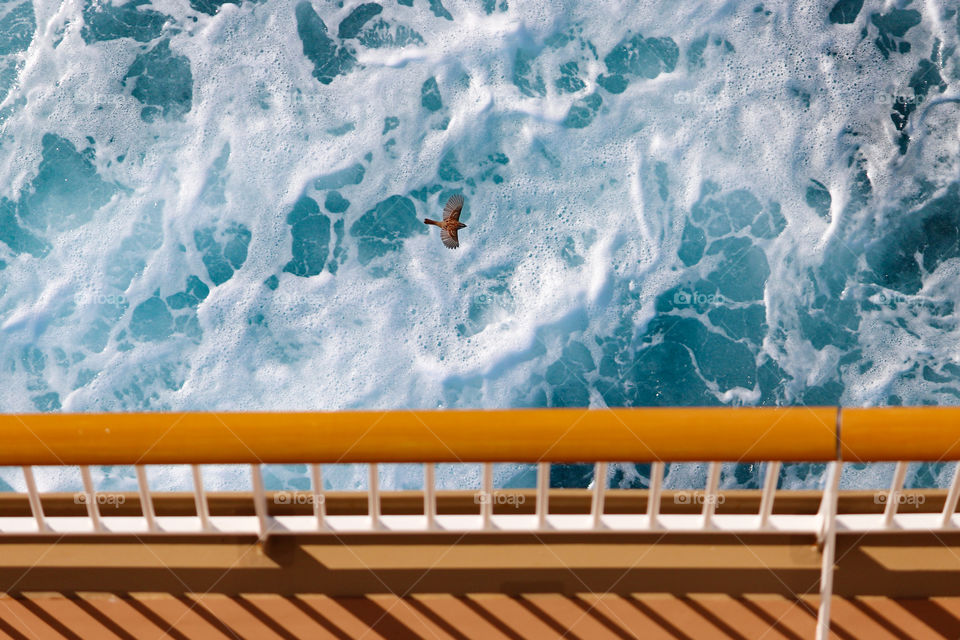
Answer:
424;194;466;249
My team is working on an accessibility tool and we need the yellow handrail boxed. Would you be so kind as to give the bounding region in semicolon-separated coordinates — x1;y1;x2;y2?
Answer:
842;407;960;461
0;407;953;465
0;407;838;464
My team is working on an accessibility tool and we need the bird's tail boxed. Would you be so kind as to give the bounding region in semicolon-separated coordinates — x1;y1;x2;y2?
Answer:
423;218;440;226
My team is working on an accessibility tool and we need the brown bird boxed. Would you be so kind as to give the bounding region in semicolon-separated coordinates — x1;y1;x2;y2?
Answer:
424;194;467;249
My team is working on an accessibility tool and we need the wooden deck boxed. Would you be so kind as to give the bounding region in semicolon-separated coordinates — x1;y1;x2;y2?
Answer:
0;528;959;638
1;593;959;639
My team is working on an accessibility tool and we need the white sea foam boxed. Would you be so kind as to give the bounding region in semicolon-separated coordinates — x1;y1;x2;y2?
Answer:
0;0;958;491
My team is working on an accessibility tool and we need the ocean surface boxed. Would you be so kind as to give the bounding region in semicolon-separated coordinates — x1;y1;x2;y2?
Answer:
1;0;959;493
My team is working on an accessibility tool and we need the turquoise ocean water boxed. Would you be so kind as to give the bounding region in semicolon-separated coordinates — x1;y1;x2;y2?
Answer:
1;0;959;492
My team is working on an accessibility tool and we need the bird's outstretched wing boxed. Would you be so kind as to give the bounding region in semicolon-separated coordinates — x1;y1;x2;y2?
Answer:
441;227;459;249
443;194;464;221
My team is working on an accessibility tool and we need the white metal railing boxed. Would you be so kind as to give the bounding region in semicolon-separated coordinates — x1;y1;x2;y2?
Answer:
4;459;960;640
5;461;959;536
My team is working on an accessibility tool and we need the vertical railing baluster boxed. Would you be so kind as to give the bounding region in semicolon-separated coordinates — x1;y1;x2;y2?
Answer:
191;465;211;531
22;466;47;533
941;462;960;529
591;462;607;529
759;461;781;529
135;465;157;532
424;463;436;530
883;461;907;528
251;464;270;539
702;462;721;529
481;463;493;529
647;462;663;529
816;461;841;640
536;463;550;530
80;466;102;532
311;464;326;530
368;464;381;530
